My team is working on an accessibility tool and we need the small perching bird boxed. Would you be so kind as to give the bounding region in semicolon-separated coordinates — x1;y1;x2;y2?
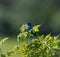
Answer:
17;23;41;42
20;23;32;32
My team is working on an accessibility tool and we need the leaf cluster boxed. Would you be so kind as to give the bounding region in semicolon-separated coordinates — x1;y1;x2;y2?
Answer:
0;24;60;57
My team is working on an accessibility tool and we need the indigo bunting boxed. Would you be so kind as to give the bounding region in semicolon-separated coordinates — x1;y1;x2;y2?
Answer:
25;23;32;31
20;23;32;32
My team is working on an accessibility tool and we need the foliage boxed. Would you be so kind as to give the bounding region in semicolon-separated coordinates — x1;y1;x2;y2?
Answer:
0;37;8;46
0;24;60;57
24;35;60;57
0;37;9;57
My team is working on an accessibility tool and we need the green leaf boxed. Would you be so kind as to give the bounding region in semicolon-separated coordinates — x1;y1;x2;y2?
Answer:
32;25;41;32
0;37;8;46
20;23;28;32
17;32;28;42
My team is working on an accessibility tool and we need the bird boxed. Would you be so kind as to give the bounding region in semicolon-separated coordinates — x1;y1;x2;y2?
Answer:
20;23;32;32
25;23;32;32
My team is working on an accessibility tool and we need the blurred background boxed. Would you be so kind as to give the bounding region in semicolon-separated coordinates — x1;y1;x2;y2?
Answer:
0;0;60;37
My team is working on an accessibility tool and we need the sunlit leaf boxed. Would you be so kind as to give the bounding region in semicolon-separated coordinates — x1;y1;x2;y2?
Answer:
32;25;41;32
20;24;28;32
0;37;8;45
17;32;28;42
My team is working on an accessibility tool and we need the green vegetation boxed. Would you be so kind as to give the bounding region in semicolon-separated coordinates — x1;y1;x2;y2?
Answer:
0;24;60;57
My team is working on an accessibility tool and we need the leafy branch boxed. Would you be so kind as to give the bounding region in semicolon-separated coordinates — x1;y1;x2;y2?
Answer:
0;24;60;57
